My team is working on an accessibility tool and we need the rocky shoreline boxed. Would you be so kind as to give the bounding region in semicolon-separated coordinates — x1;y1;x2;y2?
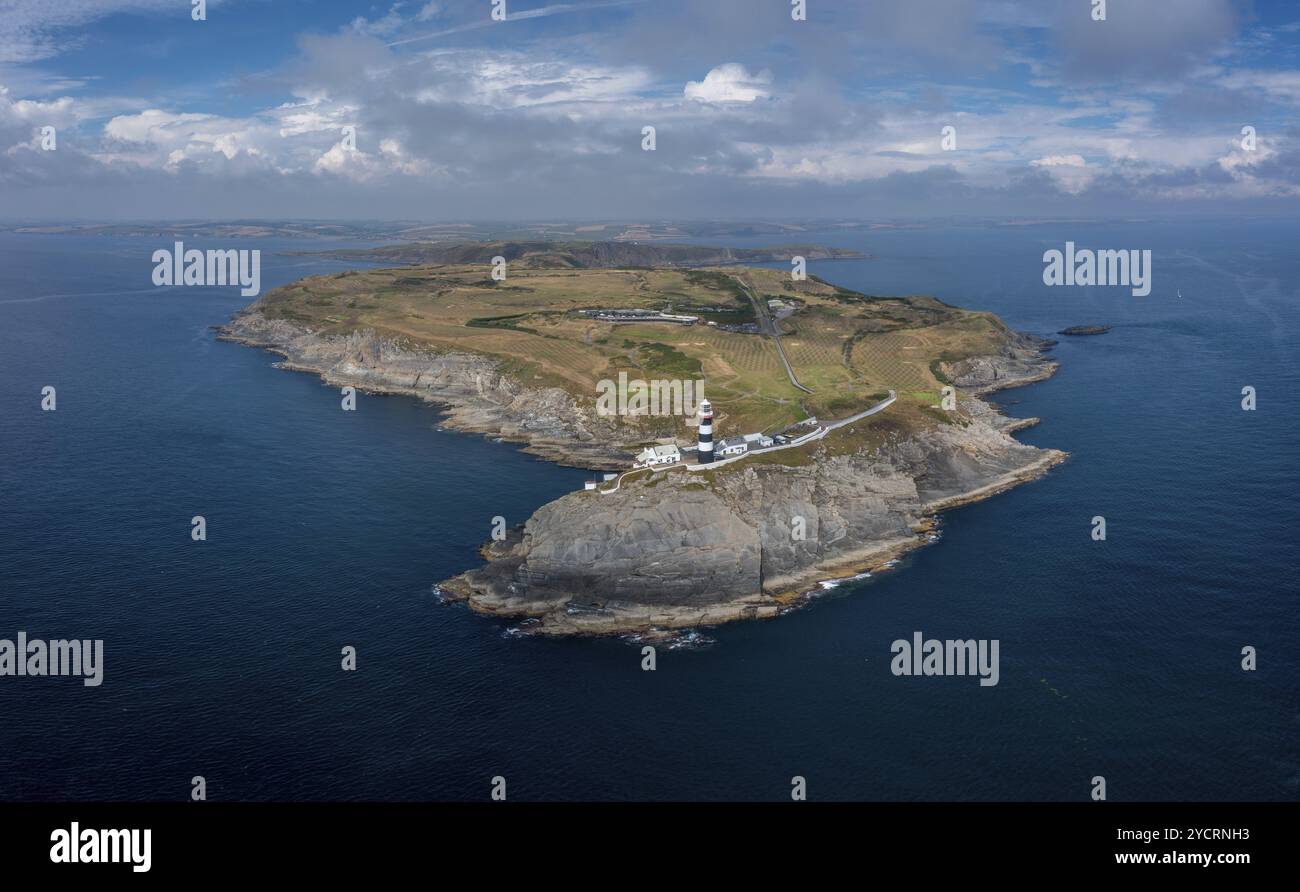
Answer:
217;312;634;470
219;310;1066;637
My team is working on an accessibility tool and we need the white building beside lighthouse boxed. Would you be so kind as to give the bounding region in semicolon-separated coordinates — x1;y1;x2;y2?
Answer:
633;444;681;468
717;432;774;457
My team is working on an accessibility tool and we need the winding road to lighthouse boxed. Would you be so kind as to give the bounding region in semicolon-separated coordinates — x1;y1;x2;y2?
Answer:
597;390;897;493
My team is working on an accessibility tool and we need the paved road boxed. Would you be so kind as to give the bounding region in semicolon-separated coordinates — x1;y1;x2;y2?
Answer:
596;390;897;491
730;274;813;394
823;390;897;431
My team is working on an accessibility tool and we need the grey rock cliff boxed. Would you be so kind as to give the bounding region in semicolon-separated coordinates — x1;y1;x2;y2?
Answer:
443;396;1065;635
946;332;1057;393
218;313;630;468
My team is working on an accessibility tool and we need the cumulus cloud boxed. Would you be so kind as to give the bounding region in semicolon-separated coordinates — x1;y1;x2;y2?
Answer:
102;109;274;171
684;64;772;103
313;134;437;180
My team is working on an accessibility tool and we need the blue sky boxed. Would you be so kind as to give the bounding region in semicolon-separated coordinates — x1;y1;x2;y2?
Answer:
2;0;1299;219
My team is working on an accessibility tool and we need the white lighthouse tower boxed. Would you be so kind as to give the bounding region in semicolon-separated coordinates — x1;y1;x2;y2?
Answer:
697;399;715;464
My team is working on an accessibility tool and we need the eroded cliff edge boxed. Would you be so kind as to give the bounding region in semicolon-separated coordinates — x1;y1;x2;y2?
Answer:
219;312;633;469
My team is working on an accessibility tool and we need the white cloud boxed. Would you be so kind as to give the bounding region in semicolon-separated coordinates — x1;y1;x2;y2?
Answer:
1217;69;1300;106
313;135;438;180
274;100;357;137
350;4;410;38
0;85;78;124
1030;154;1087;167
447;56;655;108
684;64;772;103
96;99;446;183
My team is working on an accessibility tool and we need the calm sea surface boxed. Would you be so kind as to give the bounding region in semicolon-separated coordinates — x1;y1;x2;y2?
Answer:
0;221;1296;801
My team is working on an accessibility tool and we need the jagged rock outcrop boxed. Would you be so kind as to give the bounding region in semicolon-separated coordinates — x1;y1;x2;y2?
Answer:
946;332;1058;393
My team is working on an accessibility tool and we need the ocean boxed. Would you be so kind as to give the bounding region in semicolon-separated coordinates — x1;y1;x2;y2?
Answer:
0;220;1296;801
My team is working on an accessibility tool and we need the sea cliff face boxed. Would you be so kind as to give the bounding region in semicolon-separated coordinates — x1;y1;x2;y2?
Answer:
218;312;631;469
945;330;1061;393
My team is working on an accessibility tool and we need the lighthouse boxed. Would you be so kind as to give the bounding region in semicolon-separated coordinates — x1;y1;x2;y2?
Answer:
697;399;715;464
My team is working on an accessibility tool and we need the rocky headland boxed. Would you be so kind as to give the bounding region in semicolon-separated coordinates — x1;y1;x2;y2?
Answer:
219;310;1065;636
441;357;1064;636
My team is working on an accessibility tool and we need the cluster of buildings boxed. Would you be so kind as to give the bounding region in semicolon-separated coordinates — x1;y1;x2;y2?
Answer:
767;298;795;321
717;432;775;457
629;399;777;469
584;308;698;325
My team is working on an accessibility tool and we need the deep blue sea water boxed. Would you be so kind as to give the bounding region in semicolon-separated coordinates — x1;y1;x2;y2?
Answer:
0;221;1296;801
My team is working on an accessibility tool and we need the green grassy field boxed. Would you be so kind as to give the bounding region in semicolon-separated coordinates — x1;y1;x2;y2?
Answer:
249;260;1010;440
